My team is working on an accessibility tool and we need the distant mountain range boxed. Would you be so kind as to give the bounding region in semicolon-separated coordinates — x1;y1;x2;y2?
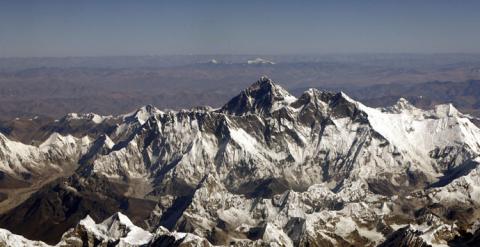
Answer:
0;77;479;246
1;54;480;121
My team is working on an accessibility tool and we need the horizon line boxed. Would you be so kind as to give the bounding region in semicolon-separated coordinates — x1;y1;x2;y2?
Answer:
2;52;480;59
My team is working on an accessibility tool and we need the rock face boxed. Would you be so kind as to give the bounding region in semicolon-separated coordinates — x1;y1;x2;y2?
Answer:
0;77;480;246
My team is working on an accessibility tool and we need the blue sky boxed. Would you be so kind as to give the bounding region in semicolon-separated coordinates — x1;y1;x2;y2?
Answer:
1;0;479;57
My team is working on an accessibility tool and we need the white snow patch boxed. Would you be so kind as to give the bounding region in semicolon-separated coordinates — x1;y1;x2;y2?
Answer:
0;228;51;247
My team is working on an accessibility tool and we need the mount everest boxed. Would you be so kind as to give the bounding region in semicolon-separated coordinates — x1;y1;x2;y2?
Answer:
0;77;479;246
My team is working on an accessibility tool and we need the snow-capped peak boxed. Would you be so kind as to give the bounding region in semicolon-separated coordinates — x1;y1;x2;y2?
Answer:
100;212;135;230
221;76;296;115
75;212;153;246
39;132;77;149
247;57;275;65
63;112;110;124
384;97;418;113
124;105;162;125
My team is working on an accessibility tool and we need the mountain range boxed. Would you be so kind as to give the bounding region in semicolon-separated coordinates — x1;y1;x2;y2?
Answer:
0;77;479;246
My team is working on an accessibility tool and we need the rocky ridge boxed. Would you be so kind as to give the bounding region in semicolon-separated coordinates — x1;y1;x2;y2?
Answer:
0;77;479;246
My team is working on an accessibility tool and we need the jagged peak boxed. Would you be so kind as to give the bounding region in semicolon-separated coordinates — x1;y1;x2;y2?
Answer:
80;212;139;236
220;76;296;115
137;105;161;115
75;213;153;245
100;212;135;228
291;88;370;122
394;97;413;108
301;88;335;99
298;88;358;105
80;213;131;231
124;105;163;125
293;88;333;109
384;97;418;113
329;91;362;109
247;76;286;94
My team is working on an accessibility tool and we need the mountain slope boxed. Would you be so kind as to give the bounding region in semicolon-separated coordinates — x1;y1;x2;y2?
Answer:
0;77;479;246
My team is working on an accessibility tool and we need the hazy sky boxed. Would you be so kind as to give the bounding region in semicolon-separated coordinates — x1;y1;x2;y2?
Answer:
1;0;480;57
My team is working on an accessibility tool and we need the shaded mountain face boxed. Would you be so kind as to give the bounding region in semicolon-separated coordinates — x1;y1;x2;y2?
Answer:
221;76;296;116
0;77;480;246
